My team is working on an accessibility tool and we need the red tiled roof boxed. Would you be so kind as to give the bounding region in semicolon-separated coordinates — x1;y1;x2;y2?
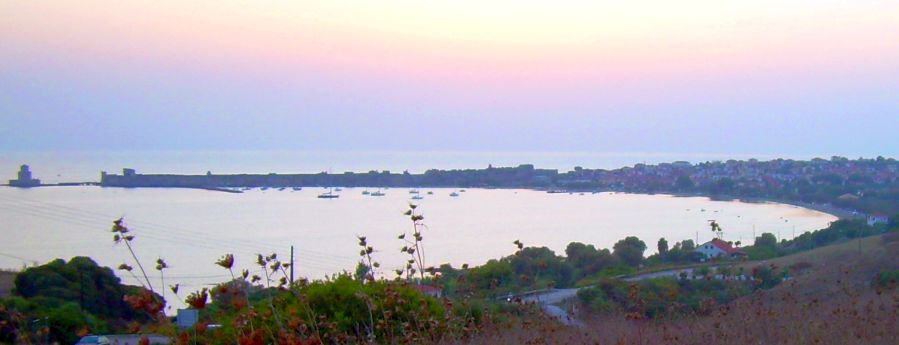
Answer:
709;238;743;255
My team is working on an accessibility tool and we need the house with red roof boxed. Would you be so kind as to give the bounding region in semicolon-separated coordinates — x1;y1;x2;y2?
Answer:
695;238;745;260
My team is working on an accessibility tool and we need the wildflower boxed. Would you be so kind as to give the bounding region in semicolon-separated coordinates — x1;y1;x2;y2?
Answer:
216;254;235;269
118;263;133;271
155;258;168;271
185;288;209;309
170;284;179;295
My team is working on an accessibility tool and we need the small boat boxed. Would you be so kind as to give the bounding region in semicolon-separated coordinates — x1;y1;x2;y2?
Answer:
362;190;371;195
261;187;269;191
334;187;343;192
370;189;385;197
317;192;339;199
278;187;286;191
318;187;339;199
460;189;467;192
292;187;302;191
409;189;420;194
426;191;434;195
449;192;460;197
411;195;424;200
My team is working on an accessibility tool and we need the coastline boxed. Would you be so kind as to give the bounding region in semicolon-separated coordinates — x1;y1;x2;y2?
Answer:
655;191;855;221
3;183;851;221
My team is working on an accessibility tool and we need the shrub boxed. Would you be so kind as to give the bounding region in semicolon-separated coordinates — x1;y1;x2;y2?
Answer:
871;270;899;289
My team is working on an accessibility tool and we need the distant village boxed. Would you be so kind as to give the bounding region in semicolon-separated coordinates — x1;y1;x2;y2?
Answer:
7;156;899;216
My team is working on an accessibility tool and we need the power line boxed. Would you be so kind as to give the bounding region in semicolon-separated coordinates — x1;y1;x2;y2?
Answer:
0;251;38;264
0;203;350;272
0;193;357;262
0;196;354;266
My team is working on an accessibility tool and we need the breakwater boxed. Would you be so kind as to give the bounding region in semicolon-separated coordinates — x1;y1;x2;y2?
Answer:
99;165;561;189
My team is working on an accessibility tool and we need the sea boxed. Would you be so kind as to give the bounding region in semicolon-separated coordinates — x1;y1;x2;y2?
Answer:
0;151;836;310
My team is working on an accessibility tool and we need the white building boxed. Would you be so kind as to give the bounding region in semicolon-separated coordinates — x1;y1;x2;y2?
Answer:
695;238;745;259
867;213;889;226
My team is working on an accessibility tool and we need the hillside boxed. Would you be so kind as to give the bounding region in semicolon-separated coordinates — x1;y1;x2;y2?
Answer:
467;233;899;345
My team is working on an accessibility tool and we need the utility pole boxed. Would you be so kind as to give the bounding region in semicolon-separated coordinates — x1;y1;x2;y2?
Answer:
290;245;295;284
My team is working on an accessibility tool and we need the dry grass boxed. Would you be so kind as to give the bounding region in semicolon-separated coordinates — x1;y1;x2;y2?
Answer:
464;233;899;345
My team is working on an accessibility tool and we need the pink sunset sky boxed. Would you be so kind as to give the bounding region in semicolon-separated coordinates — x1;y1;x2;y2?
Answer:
1;1;897;157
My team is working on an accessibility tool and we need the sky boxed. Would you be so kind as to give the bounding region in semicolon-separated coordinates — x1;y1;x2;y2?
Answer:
1;0;897;160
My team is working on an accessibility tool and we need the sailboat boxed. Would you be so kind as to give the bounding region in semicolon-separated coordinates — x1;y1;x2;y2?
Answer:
318;187;339;199
318;169;340;199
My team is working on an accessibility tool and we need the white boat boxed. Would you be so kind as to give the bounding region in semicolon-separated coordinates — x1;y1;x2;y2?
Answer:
411;195;424;200
318;187;339;199
362;190;370;195
292;187;302;191
370;189;385;197
409;189;420;194
449;192;460;197
318;191;339;199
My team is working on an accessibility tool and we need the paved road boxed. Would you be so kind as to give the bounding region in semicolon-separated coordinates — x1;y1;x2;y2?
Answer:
517;266;717;326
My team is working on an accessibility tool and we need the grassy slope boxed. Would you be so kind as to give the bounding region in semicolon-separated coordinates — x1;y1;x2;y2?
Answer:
465;233;899;345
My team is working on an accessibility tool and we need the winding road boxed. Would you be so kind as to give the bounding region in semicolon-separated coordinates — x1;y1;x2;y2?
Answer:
516;266;715;325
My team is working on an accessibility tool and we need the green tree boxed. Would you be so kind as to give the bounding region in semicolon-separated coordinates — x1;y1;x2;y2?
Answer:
681;239;696;251
657;238;669;258
565;242;616;278
754;233;778;248
14;257;154;321
613;237;647;267
675;175;695;190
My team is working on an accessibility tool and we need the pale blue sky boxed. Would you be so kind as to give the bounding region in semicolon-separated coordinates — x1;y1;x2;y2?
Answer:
1;1;897;159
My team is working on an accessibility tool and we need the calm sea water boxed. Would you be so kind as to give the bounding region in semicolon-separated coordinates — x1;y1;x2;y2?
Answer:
0;185;835;309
